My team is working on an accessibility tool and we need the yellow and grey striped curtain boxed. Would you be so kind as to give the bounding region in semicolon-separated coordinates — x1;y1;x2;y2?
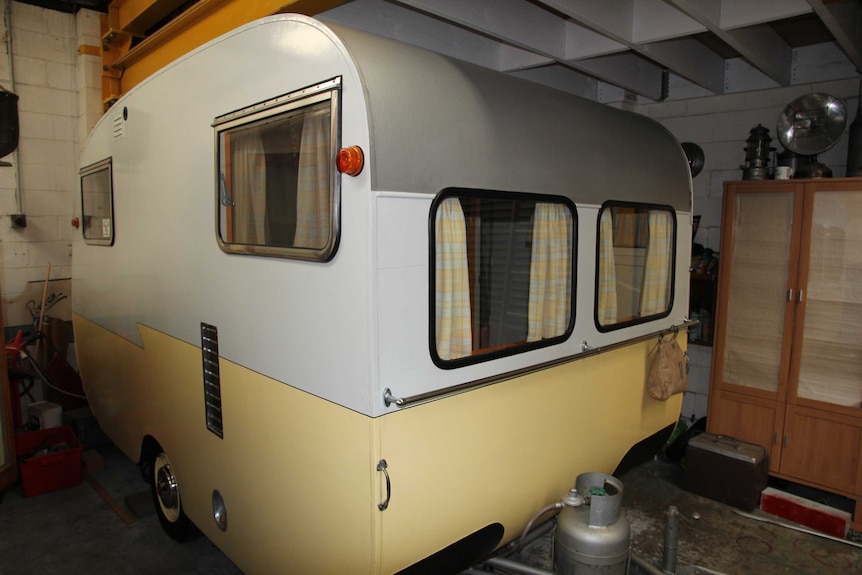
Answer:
435;198;473;360
613;211;644;247
640;210;673;315
527;203;572;342
294;109;331;248
597;209;618;325
232;129;267;245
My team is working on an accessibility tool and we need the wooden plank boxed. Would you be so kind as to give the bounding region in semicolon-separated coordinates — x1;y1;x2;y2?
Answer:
84;468;136;527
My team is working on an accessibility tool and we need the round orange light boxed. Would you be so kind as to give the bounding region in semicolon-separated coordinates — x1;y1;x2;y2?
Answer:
71;217;80;229
336;145;364;176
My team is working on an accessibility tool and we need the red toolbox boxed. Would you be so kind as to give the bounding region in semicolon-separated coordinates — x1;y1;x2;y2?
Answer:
15;425;83;497
684;432;768;511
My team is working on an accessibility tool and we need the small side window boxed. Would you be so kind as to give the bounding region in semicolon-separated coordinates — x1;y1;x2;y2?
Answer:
596;202;675;330
214;78;340;261
431;190;576;368
80;158;114;246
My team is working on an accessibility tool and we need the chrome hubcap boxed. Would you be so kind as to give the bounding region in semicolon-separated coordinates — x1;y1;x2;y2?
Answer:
156;460;178;511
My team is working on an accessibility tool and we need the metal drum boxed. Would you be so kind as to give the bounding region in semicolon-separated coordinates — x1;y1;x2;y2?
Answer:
553;473;630;575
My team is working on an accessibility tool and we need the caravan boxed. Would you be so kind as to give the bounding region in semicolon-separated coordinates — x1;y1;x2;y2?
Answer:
73;15;692;574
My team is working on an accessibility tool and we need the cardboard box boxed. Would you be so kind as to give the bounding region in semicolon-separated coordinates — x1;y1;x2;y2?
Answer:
14;425;83;497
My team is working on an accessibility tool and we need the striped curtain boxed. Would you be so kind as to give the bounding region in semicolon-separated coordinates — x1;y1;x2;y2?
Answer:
435;198;473;360
527;203;572;342
294;109;331;248
231;129;267;245
640;210;673;315
597;209;618;325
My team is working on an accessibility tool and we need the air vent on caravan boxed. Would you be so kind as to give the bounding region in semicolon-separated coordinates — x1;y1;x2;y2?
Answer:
201;323;223;438
111;112;124;141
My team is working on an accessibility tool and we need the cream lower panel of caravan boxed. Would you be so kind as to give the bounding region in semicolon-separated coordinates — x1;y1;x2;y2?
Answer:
73;314;379;575
377;336;683;574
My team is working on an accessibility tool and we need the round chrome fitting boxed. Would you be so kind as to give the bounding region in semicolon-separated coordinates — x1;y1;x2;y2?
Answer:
212;490;228;532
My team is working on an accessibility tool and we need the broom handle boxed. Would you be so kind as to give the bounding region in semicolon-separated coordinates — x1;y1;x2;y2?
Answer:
35;262;51;363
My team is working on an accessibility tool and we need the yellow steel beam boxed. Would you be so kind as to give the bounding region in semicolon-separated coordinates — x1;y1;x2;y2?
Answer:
112;0;189;37
103;0;349;109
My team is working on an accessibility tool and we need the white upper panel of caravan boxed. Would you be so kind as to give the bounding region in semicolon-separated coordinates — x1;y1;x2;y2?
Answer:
74;15;692;418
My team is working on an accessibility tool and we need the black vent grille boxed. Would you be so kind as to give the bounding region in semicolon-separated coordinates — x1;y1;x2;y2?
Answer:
201;323;223;438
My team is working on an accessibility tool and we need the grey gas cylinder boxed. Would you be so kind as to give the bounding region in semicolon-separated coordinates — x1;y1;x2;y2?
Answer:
553;472;630;575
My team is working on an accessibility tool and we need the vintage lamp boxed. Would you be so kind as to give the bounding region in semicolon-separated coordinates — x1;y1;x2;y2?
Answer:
741;124;774;180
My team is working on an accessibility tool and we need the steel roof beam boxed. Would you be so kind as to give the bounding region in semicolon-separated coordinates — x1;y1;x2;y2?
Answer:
664;0;799;86
391;0;667;100
806;0;862;73
537;0;723;95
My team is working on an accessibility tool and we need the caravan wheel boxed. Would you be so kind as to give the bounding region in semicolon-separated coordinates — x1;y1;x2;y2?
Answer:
151;450;192;541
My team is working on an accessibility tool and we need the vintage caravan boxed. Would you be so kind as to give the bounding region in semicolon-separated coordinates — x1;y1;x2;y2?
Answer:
72;14;692;575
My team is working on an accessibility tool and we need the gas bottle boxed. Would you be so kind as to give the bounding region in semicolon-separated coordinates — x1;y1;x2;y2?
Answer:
553;472;630;575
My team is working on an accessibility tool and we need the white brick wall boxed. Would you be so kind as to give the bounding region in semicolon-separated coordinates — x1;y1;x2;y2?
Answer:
637;76;861;422
0;1;100;325
639;77;859;252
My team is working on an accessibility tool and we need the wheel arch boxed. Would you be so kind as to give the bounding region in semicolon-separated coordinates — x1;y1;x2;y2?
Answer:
139;434;162;484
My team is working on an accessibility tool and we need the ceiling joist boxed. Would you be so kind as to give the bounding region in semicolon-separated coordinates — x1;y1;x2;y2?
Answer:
85;0;861;108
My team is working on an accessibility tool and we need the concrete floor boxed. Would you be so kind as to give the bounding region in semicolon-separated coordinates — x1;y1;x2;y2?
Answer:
2;438;862;574
619;459;862;575
508;458;862;575
0;441;241;575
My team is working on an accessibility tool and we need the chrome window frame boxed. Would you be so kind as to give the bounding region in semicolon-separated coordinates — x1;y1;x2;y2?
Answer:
79;157;115;246
212;77;341;262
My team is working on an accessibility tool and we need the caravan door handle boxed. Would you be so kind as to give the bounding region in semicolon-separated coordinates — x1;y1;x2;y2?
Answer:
377;459;391;511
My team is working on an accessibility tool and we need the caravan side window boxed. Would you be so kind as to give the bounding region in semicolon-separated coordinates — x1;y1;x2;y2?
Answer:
596;202;676;330
214;79;340;261
80;158;114;246
431;190;576;368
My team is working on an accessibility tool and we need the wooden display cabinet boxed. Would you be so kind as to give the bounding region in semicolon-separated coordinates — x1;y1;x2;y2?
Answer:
707;177;862;530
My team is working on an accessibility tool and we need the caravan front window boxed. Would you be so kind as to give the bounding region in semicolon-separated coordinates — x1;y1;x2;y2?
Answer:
431;190;576;368
214;79;340;261
596;202;676;330
80;158;114;246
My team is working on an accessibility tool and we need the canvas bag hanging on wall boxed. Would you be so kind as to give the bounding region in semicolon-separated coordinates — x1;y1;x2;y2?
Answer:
647;337;688;400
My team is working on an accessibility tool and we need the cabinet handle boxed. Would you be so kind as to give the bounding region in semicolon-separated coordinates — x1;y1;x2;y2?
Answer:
783;435;789;448
797;290;804;303
787;289;793;302
773;432;779;445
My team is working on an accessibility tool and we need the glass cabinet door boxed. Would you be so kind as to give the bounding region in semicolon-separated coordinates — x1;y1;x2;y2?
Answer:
794;190;862;408
721;190;798;394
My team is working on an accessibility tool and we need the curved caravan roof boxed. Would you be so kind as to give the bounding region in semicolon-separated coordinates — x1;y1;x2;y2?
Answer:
328;21;691;211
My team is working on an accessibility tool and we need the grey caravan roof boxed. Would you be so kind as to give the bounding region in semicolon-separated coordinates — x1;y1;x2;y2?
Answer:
329;23;691;211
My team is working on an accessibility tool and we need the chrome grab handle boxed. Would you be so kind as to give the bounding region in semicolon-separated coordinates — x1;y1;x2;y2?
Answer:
377;459;391;511
382;319;697;408
383;388;404;407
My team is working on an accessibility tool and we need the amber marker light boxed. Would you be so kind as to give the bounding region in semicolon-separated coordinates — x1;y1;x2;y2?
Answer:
336;145;364;176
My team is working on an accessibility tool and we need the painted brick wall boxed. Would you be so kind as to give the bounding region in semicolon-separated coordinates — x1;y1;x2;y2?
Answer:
637;76;861;422
0;0;99;326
